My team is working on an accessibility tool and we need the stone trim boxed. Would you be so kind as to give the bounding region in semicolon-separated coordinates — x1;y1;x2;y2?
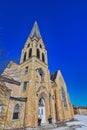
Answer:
10;97;27;102
0;75;20;85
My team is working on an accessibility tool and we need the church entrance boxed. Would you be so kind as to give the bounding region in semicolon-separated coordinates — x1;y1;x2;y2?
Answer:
38;98;46;124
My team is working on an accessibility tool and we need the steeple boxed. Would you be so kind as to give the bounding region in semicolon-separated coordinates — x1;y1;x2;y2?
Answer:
20;21;48;65
29;21;41;39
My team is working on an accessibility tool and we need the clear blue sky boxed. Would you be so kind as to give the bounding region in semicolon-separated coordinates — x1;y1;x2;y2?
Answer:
0;0;87;106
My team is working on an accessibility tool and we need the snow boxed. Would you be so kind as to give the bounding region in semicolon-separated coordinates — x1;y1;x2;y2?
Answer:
66;114;87;130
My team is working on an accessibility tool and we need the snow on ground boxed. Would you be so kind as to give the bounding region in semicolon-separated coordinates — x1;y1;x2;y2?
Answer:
66;114;87;130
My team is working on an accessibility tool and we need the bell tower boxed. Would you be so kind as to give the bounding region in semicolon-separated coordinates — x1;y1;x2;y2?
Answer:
20;22;50;127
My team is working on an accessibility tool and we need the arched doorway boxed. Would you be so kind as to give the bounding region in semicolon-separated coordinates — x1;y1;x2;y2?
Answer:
38;98;46;124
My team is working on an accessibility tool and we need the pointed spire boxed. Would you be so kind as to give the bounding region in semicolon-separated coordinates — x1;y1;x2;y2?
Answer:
29;21;41;39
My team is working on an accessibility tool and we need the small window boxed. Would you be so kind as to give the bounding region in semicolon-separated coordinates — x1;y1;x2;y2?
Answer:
27;44;30;48
25;66;28;74
40;44;42;48
23;82;27;91
13;104;20;119
0;105;2;117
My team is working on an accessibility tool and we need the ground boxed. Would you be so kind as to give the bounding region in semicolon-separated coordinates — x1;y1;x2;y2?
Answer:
66;114;87;130
51;114;87;130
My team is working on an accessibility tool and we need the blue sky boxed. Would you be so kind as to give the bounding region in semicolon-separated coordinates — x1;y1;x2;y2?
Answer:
0;0;87;106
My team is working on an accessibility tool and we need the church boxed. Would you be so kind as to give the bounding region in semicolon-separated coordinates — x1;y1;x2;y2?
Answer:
0;22;74;130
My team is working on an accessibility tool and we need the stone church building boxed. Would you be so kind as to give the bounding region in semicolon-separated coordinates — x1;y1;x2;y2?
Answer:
0;22;74;130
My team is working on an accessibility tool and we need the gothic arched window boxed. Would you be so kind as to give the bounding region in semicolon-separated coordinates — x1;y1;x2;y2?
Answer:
27;44;30;48
29;48;32;58
23;52;26;62
40;44;42;48
38;68;44;82
42;53;45;62
0;105;2;117
37;49;40;59
61;87;67;108
23;81;27;91
25;66;28;74
13;104;20;119
39;98;45;107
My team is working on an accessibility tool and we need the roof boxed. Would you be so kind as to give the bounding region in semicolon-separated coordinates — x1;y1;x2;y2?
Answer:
73;105;87;109
50;71;58;81
29;21;41;39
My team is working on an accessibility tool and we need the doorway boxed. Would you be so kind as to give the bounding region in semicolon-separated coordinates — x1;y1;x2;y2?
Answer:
38;98;46;124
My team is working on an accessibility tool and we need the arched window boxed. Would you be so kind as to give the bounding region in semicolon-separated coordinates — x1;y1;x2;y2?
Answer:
29;48;32;58
42;53;45;62
39;98;45;107
40;44;42;48
13;104;20;119
27;44;30;48
23;52;26;62
61;87;67;108
37;68;44;82
0;105;2;117
25;66;28;74
23;81;27;91
37;49;40;59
